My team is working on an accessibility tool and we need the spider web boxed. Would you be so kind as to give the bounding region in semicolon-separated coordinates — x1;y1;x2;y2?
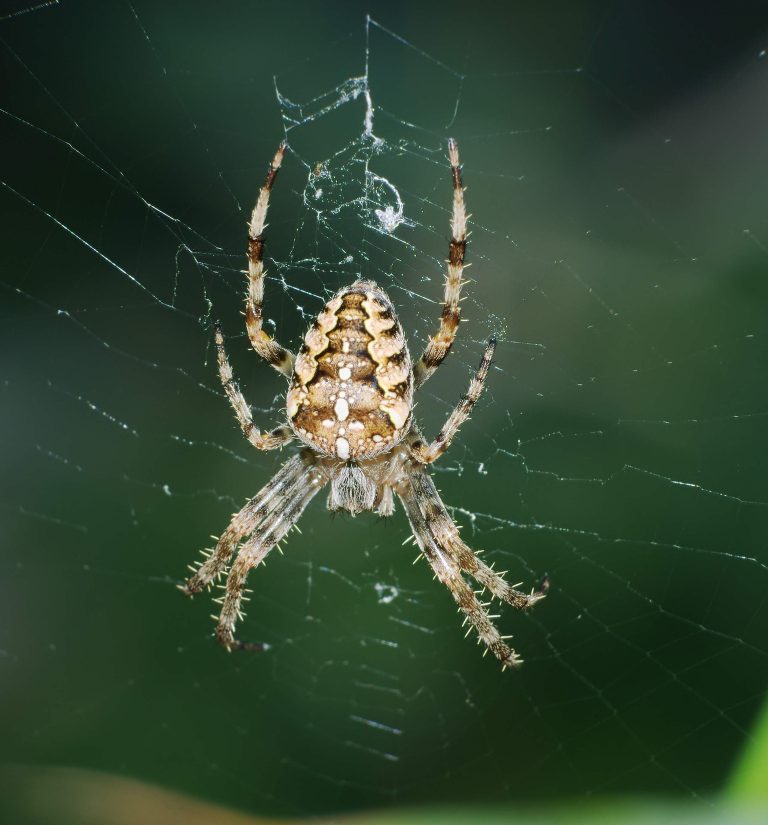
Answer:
2;0;768;818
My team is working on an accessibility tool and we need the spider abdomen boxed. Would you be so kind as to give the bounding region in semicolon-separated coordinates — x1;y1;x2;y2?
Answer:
287;280;413;460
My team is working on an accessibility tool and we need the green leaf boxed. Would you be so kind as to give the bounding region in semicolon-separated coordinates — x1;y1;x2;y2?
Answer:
728;698;768;800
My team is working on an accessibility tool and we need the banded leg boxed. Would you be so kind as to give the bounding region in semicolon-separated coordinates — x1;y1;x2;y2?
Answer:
246;142;295;377
406;470;546;612
215;324;294;451
410;339;496;465
181;454;310;595
215;461;327;650
414;138;468;389
398;472;523;668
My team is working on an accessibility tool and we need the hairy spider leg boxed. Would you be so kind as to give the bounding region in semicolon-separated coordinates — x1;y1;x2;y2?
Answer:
182;454;314;595
414;138;468;388
398;470;525;668
214;323;294;451
246;142;295;377
406;470;546;611
411;338;496;464
215;460;327;649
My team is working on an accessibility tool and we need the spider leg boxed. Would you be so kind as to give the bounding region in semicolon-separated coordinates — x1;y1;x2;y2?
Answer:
399;489;521;669
215;323;294;451
410;338;495;465
215;460;327;650
398;469;533;669
413;138;467;389
246;142;295;377
181;454;311;595
406;470;546;611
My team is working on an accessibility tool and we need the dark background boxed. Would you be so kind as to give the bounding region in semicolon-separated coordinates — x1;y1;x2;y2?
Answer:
2;0;768;819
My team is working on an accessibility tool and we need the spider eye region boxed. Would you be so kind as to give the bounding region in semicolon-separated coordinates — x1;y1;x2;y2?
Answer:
286;281;413;460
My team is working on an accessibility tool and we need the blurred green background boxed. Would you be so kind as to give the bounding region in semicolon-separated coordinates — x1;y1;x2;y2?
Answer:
2;0;768;821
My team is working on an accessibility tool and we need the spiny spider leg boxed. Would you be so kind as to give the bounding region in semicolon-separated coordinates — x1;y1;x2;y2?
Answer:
411;338;496;465
398;470;525;668
414;138;468;389
214;323;294;451
246;142;295;377
215;461;327;650
181;454;311;595
406;470;546;611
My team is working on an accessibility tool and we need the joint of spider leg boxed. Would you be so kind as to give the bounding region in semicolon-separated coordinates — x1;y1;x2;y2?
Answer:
261;144;286;190
449;165;462;191
248;237;265;258
448;240;467;265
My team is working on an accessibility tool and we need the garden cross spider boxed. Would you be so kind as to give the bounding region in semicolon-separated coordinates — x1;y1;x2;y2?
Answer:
181;139;545;668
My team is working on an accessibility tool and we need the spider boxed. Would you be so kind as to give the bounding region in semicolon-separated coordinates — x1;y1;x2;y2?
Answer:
181;139;545;668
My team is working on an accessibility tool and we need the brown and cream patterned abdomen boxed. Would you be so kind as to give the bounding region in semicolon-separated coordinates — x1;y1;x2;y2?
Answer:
287;281;413;460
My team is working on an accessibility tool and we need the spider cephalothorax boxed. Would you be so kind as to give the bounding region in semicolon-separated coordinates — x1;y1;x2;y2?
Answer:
181;140;545;668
